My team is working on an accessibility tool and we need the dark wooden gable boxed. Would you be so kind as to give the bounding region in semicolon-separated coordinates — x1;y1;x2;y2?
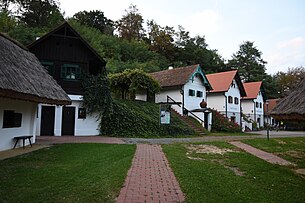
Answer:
28;22;106;95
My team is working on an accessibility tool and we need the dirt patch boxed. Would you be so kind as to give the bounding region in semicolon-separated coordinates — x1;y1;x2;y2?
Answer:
224;165;246;176
296;169;305;176
276;140;287;145
186;144;235;155
285;150;305;159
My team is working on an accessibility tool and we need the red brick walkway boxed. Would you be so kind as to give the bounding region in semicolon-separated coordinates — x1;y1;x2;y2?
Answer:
117;144;185;203
230;141;295;166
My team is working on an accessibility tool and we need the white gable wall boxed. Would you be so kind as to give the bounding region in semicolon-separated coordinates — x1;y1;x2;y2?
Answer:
183;75;207;111
241;90;264;129
225;79;242;124
0;98;37;151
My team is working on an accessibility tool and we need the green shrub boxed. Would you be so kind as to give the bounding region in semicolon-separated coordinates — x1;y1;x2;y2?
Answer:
211;110;241;132
100;100;195;137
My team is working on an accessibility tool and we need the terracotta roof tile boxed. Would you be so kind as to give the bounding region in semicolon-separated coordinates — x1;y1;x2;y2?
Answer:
242;81;262;100
206;70;237;92
150;64;199;88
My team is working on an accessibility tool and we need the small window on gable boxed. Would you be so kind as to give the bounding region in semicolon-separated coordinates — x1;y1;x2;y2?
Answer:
41;61;55;76
231;82;236;88
3;110;22;128
78;108;86;119
61;64;81;80
256;102;259;108
189;89;195;96
260;102;262;108
196;91;203;97
234;97;239;104
228;96;233;103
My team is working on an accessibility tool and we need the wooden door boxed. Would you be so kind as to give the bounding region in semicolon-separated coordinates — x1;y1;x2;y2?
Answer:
41;106;55;136
204;112;209;130
62;106;75;136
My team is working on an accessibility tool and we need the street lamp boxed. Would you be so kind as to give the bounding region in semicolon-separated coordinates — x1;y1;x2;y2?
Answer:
266;101;270;140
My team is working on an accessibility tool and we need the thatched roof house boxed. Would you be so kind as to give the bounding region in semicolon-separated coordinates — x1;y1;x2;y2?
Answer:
0;33;71;105
271;78;305;121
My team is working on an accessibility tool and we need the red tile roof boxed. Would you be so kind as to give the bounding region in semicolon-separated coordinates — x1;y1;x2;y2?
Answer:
150;64;211;89
206;70;236;92
264;99;280;114
242;81;262;100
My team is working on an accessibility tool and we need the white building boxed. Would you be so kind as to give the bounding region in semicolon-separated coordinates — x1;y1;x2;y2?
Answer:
241;81;266;130
0;33;70;151
206;70;246;125
136;64;213;130
28;22;106;136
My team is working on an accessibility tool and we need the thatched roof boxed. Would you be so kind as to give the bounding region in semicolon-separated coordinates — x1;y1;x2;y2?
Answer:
270;78;305;121
0;33;71;105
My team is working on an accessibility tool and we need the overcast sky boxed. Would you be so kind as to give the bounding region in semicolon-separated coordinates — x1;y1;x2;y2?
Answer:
59;0;305;75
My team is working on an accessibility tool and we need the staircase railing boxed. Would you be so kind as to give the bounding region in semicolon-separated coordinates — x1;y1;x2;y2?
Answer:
166;95;205;124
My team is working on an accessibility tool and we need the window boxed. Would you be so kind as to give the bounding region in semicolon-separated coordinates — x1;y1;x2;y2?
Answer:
231;82;236;88
260;102;262;108
78;108;86;119
256;102;259;108
61;64;81;80
2;110;22;128
41;61;55;76
234;97;239;104
196;91;203;97
189;89;195;96
228;96;233;103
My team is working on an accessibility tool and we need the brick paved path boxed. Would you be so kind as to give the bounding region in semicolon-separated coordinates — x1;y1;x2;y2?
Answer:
117;144;185;203
230;141;295;166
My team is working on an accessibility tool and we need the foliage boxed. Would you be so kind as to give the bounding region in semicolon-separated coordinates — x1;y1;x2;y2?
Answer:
72;10;114;35
0;10;16;33
274;66;305;96
0;144;135;202
109;69;160;100
116;4;145;41
163;141;305;203
211;110;241;132
147;20;177;63
81;72;113;117
100;100;195;137
228;41;267;82
15;0;64;28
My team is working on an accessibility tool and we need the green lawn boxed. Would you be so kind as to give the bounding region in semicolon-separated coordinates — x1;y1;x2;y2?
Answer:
243;137;305;168
0;144;136;203
163;141;305;203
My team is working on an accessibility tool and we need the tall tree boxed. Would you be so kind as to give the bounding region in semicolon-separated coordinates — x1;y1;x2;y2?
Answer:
228;41;267;82
0;10;16;33
16;0;64;28
274;66;305;96
116;4;145;41
146;20;176;63
72;10;114;35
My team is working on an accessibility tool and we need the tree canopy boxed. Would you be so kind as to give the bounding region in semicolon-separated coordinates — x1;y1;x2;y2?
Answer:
228;41;267;82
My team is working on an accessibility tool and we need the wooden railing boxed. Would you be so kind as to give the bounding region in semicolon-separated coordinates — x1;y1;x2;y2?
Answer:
166;95;204;124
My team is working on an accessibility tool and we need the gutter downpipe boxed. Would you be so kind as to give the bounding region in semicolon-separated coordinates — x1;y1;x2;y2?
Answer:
224;93;228;118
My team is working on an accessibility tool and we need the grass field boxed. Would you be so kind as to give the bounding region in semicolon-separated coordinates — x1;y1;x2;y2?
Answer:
163;141;305;203
0;144;135;203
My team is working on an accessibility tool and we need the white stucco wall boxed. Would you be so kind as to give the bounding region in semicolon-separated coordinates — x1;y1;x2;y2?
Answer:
183;75;207;111
207;80;242;125
241;90;264;129
155;89;182;114
36;95;100;136
0;98;37;151
207;93;225;111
